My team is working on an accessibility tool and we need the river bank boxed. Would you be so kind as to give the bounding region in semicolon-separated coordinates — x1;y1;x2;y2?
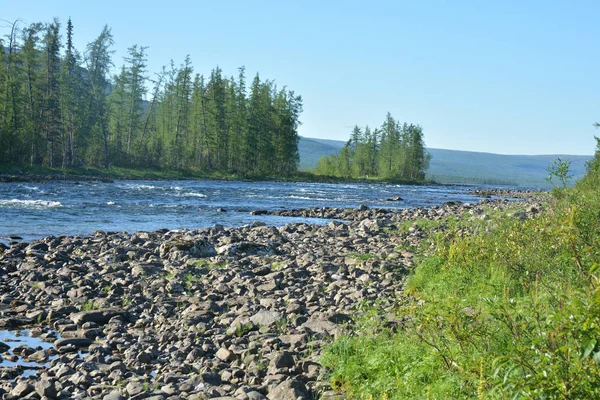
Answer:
0;194;542;399
0;164;432;186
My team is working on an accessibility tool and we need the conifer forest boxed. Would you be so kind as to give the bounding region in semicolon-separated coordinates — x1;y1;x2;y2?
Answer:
0;19;303;176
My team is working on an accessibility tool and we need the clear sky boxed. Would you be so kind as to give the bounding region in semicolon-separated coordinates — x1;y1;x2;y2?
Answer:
2;0;599;155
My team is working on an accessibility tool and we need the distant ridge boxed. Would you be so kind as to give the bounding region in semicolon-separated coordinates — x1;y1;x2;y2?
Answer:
298;136;593;187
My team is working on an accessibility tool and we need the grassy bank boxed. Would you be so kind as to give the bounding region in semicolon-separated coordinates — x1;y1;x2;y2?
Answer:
0;164;430;185
322;149;600;398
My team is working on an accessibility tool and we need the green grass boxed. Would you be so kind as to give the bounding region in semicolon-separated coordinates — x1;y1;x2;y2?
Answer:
347;253;378;261
322;148;600;399
81;300;98;311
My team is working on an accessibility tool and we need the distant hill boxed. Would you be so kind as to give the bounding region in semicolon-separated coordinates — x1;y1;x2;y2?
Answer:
298;137;347;170
298;136;593;187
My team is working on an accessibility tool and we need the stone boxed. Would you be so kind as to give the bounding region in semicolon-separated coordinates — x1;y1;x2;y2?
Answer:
267;379;309;400
249;310;284;327
11;382;35;398
301;319;341;336
54;337;92;349
247;392;267;400
35;378;58;398
216;347;236;362
126;381;145;397
327;313;353;324
270;351;295;369
70;308;129;326
137;350;153;364
103;391;125;400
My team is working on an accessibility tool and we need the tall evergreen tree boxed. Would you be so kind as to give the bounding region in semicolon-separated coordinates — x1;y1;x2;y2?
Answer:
21;22;44;165
41;18;62;167
315;113;430;181
84;25;114;168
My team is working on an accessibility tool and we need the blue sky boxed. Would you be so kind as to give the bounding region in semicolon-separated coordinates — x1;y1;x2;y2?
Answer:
3;0;599;155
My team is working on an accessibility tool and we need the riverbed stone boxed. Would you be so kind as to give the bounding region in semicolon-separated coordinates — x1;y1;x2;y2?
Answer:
35;377;58;398
267;379;308;400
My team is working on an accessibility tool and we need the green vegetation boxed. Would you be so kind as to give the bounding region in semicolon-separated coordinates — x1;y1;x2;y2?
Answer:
322;141;600;398
0;19;302;177
546;157;574;188
298;137;592;187
315;113;430;181
81;300;98;311
347;253;378;262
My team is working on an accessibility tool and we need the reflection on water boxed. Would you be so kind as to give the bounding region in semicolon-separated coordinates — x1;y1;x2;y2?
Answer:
0;329;58;378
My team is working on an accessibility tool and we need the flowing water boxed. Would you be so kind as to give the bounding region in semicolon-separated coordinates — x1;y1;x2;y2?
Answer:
0;179;503;242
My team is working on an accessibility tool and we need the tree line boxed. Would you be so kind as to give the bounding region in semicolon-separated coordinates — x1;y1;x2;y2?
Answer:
0;18;302;176
315;113;430;180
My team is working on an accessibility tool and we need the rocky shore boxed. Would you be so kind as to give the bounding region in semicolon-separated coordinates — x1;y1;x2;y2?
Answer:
0;195;542;399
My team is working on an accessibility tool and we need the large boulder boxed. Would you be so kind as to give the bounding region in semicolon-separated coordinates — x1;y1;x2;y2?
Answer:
159;237;216;259
70;308;129;326
267;379;309;400
216;242;273;257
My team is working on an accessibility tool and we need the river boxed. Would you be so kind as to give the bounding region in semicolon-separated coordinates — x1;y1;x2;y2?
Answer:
0;179;502;242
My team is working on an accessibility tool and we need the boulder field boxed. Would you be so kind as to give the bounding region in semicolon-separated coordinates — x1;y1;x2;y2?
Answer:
0;192;542;399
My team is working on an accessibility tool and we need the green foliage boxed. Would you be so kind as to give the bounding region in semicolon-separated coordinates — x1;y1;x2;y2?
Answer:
347;253;377;261
81;300;98;311
546;157;573;188
0;19;302;177
315;114;430;181
322;148;600;398
235;322;255;337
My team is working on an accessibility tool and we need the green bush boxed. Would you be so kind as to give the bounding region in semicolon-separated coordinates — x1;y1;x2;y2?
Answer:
322;141;600;399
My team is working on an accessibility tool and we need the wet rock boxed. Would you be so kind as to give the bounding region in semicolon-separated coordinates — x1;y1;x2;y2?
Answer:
54;337;92;349
0;340;10;353
250;210;269;215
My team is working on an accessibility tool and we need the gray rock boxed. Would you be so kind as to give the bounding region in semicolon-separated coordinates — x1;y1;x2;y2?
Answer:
126;381;145;397
54;337;92;349
137;350;153;364
216;347;236;362
249;310;284;327
267;379;309;400
247;392;267;400
301;319;341;336
270;351;295;369
35;378;58;399
103;390;125;400
70;308;129;326
327;313;353;324
217;242;273;257
359;218;383;232
11;382;35;398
